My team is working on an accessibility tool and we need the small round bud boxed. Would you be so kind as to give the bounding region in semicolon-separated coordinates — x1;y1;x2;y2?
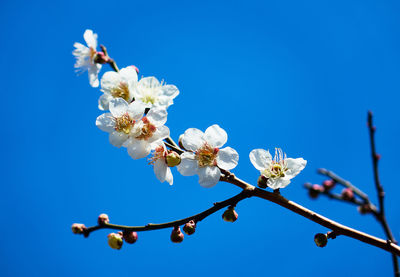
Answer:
108;233;123;250
257;175;268;189
222;206;238;223
322;179;336;190
93;51;110;64
98;213;109;225
358;204;372;215
341;188;354;200
170;226;184;243
123;231;138;244
71;223;86;234
166;151;181;167
314;233;328;247
308;184;324;199
183;220;196;235
375;154;381;160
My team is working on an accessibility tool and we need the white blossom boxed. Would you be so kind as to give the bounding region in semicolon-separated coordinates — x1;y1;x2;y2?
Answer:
177;124;239;188
96;98;145;147
133;77;179;109
124;108;170;160
148;142;173;185
249;148;307;190
99;66;138;110
73;29;102;87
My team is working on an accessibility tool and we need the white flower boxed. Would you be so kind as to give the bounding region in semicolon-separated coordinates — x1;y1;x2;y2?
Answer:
124;108;170;160
148;142;173;185
96;98;145;147
177;124;239;188
73;29;102;87
133;77;179;109
249;148;307;190
99;66;138;110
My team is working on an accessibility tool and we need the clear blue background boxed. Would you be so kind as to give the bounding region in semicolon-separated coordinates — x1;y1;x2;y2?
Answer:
1;0;400;276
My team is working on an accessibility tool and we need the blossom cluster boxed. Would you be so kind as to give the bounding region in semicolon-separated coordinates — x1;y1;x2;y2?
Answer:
73;29;307;189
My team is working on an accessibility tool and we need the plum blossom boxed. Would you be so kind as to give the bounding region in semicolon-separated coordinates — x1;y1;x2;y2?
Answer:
148;142;173;185
177;125;239;188
133;77;179;109
96;98;145;147
99;66;138;110
249;148;307;190
124;107;170;160
73;29;102;87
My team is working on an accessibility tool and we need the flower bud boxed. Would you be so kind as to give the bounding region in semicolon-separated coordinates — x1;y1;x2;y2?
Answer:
322;179;336;190
341;188;354;200
314;233;328;247
71;223;86;234
257;175;268;189
98;213;109;225
183;220;196;235
108;233;123;250
93;51;110;64
123;231;138;244
166;151;181;167
358;204;372;215
170;226;184;243
222;206;238;223
308;184;324;199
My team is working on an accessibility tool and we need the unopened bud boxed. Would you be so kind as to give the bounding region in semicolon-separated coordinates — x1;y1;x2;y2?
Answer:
108;233;123;250
322;179;336;190
358;204;372;215
71;223;86;234
375;154;381;160
222;206;238;222
123;231;138;244
308;184;324;199
98;213;109;225
257;175;268;189
314;233;328;247
341;188;354;200
170;226;184;243
183;220;196;235
166;151;181;167
93;51;110;64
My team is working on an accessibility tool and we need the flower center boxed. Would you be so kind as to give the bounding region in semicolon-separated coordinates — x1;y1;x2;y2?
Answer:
140;93;157;105
196;143;219;167
114;113;135;134
111;82;130;102
261;148;288;179
135;117;156;140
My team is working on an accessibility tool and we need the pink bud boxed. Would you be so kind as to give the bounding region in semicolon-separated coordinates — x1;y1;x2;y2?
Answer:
322;179;336;190
341;188;354;200
358;204;372;215
98;214;110;225
93;51;110;64
183;220;196;235
375;154;381;160
123;231;138;244
170;226;184;243
71;223;87;234
308;184;324;199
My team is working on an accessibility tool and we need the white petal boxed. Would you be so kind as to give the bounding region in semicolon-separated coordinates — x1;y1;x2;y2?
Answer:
216;147;239;170
101;71;121;93
161;85;179;98
109;131;128;147
268;177;291;190
88;64;101;87
204;124;227;148
177;152;198;176
96;113;114;132
98;93;113;111
285;158;307;179
165;167;173;185
83;29;97;49
148;125;170;143
119;66;138;83
154;159;168;183
249;149;272;171
127;101;145;120
181;128;205;151
109;98;128;117
146;108;168;127
138;76;160;89
198;166;221;188
126;139;151;159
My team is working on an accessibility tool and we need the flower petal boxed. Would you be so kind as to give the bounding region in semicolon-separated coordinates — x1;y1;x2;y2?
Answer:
198;166;221;188
161;84;179;98
138;76;160;89
98;93;113;111
88;64;101;87
165;167;173;185
285;158;307;179
148;125;170;143
154;159;168;183
109;98;128;117
249;149;272;170
204;124;227;148
126;139;151;159
119;66;138;83
127;101;145;120
267;177;291;190
177;152;198;176
96;113;114;133
83;29;97;49
101;71;121;93
216;147;239;170
146;108;168;127
181;128;205;151
109;131;128;147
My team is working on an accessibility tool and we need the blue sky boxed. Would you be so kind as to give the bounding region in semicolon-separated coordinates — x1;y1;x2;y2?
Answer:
1;0;400;276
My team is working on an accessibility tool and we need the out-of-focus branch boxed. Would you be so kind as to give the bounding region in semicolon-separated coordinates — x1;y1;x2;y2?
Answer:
99;45;119;72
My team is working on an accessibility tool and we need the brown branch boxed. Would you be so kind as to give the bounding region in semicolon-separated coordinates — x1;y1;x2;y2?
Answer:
99;45;119;72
